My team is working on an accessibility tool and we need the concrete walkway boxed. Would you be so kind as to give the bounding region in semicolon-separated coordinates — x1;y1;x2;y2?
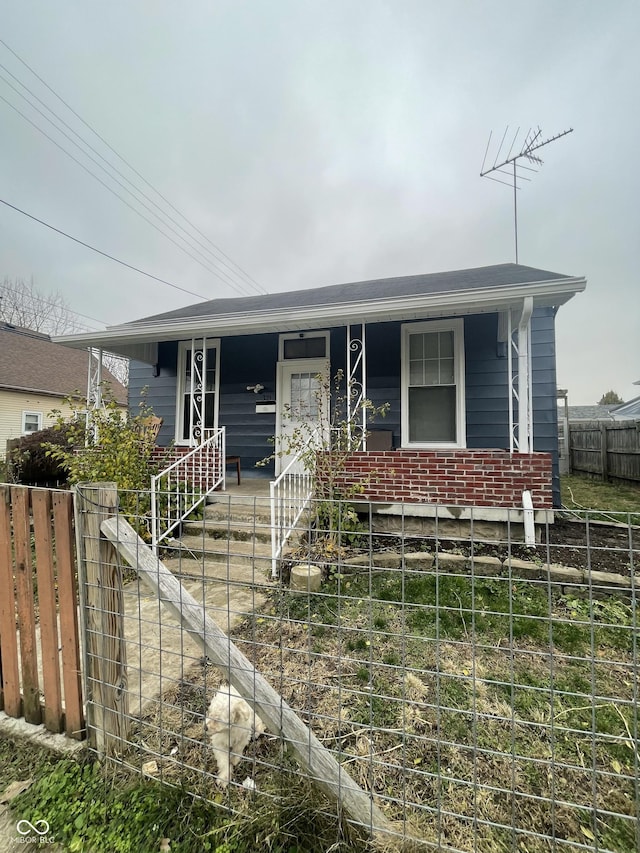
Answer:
124;481;273;717
124;555;268;719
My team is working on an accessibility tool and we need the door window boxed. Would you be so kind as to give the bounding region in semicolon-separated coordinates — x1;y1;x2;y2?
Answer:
289;372;321;418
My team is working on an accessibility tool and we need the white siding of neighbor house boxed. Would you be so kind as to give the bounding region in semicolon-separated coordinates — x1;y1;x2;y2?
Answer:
0;390;76;457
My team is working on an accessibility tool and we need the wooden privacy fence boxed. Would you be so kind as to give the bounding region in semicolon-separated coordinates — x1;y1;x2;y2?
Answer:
0;485;84;739
569;420;640;482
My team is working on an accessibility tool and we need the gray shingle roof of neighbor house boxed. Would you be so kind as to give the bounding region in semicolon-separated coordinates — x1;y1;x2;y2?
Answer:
0;323;127;403
133;262;575;323
568;405;616;421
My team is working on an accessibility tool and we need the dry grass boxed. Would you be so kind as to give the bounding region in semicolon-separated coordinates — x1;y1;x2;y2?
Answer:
561;474;640;525
120;571;638;853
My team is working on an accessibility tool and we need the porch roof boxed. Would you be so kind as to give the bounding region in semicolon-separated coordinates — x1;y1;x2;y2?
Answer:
54;262;585;362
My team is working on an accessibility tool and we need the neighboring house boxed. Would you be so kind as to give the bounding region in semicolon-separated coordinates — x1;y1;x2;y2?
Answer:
0;322;127;456
568;405;616;421
56;263;586;511
609;382;640;420
567;395;640;422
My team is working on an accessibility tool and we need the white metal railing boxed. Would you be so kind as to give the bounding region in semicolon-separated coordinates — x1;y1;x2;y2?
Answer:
270;445;314;579
151;427;225;550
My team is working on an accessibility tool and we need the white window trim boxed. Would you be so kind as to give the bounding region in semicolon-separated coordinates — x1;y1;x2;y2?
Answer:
22;410;43;434
278;330;330;361
401;319;466;449
175;338;221;446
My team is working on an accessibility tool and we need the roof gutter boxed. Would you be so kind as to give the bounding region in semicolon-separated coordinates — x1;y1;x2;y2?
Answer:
54;276;586;351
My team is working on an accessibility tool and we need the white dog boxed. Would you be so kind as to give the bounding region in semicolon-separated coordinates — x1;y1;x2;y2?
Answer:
205;683;266;787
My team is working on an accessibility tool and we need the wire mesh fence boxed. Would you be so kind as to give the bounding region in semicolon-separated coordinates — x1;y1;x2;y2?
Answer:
76;483;639;852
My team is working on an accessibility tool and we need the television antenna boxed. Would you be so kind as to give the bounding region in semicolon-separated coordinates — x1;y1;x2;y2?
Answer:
480;125;573;263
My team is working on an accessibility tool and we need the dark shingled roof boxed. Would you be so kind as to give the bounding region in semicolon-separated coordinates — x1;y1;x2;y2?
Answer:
0;323;127;402
133;263;570;324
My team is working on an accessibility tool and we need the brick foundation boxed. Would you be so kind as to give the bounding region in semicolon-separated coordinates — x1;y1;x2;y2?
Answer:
322;450;553;509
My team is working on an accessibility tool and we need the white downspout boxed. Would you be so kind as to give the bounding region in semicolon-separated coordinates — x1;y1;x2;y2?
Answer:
522;489;536;546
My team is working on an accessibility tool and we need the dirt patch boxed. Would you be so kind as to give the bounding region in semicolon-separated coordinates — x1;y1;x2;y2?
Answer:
361;516;639;577
546;516;638;574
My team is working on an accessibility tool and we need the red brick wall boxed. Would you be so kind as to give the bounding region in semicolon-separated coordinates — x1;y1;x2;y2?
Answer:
322;450;553;509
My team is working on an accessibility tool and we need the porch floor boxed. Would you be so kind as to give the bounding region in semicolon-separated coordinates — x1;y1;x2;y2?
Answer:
220;478;271;498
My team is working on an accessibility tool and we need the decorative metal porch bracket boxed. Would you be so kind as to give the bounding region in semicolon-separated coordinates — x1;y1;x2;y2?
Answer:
189;337;207;446
346;323;367;449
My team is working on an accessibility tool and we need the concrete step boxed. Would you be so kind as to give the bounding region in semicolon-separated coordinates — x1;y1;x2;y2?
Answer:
182;519;273;544
161;555;273;585
204;505;273;526
164;535;273;566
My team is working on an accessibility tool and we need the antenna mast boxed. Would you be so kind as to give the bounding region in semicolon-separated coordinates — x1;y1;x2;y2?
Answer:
480;125;573;263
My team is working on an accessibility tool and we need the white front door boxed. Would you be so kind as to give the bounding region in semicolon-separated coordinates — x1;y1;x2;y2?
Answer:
275;358;329;476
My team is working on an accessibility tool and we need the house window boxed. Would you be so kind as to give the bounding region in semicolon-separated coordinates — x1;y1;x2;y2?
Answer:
176;340;220;444
279;332;329;360
22;411;42;434
401;320;465;447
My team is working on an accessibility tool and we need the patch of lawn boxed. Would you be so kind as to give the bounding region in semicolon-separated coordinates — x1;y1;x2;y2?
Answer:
0;733;62;790
370;572;635;654
11;756;367;853
561;474;640;524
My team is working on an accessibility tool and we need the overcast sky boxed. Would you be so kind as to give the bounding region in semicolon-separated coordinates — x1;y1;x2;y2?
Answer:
1;1;638;404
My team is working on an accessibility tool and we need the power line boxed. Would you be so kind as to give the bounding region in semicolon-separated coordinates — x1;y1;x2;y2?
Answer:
0;37;267;296
0;62;259;298
0;88;257;297
0;196;210;302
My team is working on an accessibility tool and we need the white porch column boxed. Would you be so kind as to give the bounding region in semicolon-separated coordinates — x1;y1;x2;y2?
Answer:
346;323;367;449
507;298;534;453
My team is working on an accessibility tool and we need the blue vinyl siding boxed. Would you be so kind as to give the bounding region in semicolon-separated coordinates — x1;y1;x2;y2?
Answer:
358;323;402;445
530;307;560;505
128;341;178;447
464;308;560;505
218;334;279;475
464;314;510;450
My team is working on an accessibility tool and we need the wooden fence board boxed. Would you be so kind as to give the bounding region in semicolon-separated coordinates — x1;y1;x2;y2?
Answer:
32;489;63;733
0;485;21;717
53;491;84;740
11;486;41;724
569;421;640;482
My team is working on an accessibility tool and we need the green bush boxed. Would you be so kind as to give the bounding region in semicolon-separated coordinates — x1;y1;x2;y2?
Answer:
46;392;160;540
46;392;204;542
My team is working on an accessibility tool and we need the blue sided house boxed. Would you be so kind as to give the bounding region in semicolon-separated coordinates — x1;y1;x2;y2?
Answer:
57;263;586;536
